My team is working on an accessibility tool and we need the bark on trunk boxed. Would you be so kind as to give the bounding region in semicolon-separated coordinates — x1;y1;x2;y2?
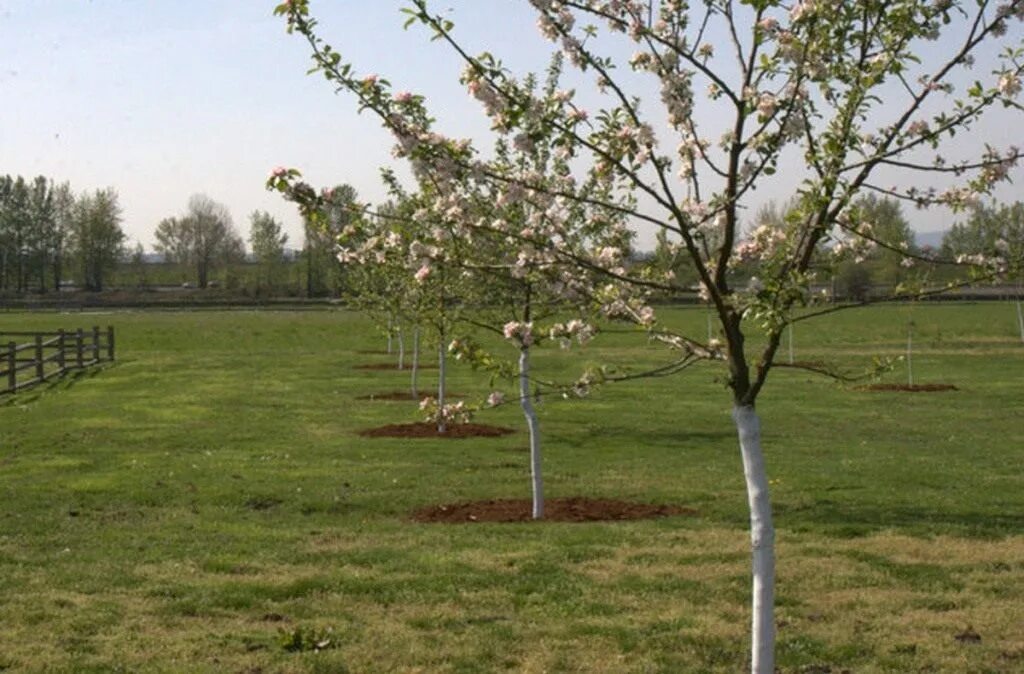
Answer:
411;325;420;399
907;323;914;387
397;325;405;370
519;347;544;519
787;315;794;365
437;324;447;433
733;405;775;674
386;314;393;354
1015;282;1023;343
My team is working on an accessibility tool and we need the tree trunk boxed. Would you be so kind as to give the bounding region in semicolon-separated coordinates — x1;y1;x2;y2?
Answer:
386;314;393;354
787;317;794;365
1016;280;1023;344
411;325;420;399
53;253;62;292
519;347;544;519
733;405;775;674
906;322;914;387
437;324;446;433
397;325;405;370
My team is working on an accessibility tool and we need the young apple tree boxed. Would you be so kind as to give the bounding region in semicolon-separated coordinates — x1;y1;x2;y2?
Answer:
273;1;1024;670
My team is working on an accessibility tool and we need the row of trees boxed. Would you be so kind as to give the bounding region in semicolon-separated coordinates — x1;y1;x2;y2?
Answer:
3;171;1018;299
651;193;1024;302
0;174;126;292
0;177;358;296
146;187;366;294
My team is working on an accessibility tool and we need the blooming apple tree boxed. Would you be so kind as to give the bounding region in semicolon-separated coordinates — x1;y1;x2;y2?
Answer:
272;63;652;516
273;1;1024;670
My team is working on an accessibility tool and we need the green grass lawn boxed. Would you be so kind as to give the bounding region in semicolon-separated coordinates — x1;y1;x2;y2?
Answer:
1;304;1022;673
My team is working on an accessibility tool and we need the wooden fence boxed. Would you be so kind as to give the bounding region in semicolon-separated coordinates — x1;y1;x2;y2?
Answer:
0;326;115;395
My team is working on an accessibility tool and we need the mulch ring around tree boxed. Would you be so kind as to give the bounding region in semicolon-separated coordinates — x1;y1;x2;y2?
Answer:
353;363;438;371
859;383;959;393
358;422;515;438
355;391;465;402
411;497;698;523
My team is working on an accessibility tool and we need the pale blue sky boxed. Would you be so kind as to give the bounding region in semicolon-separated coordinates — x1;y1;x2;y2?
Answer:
2;2;1020;252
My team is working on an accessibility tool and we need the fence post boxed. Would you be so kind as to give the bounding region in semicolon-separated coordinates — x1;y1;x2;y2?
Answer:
56;329;66;373
6;342;14;393
107;325;115;361
76;328;84;368
35;334;44;382
91;326;100;363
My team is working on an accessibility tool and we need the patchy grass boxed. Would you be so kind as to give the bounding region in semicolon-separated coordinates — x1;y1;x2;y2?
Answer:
0;303;1021;672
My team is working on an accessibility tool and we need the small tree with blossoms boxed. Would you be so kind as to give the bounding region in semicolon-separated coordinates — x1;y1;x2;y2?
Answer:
338;196;436;389
335;183;468;426
274;71;645;516
441;89;642;519
274;1;1024;670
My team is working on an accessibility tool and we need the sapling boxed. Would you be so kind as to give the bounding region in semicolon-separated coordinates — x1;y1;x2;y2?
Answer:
1016;279;1024;343
907;318;915;387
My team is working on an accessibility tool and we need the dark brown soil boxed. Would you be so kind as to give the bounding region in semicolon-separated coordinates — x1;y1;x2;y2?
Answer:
411;497;697;523
355;391;464;402
860;383;958;392
358;422;515;438
353;363;438;371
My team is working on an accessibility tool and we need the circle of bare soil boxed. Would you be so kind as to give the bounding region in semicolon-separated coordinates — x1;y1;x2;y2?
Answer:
358;422;515;438
353;363;438;371
412;497;697;523
355;391;465;402
860;383;958;392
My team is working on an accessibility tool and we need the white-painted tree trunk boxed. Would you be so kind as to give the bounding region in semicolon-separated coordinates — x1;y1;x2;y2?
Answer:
437;324;447;433
732;405;775;674
907;323;914;387
386;314;393;354
519;347;544;519
397;325;405;370
411;325;420;399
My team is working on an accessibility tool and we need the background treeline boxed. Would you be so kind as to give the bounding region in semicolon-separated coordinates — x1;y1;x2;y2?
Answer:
0;174;124;293
646;194;1024;302
3;173;1020;301
0;174;360;299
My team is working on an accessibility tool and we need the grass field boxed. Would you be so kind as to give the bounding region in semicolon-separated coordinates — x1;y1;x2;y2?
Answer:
1;303;1022;673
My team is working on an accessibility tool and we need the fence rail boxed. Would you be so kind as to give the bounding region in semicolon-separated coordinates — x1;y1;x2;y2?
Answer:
0;326;114;395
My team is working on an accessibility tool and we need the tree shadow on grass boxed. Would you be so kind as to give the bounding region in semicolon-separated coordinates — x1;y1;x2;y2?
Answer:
549;425;734;450
778;499;1024;539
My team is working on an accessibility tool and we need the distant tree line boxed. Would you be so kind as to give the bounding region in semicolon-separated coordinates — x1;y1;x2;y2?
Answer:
648;195;1024;302
0;173;125;292
4;177;1018;300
